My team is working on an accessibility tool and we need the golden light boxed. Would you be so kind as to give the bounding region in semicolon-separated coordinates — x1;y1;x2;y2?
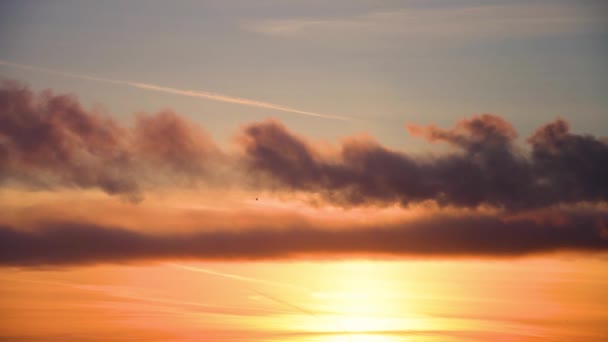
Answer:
276;261;436;340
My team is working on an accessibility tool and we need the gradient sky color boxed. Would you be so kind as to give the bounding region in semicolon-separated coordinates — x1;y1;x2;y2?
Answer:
1;1;607;341
1;0;607;147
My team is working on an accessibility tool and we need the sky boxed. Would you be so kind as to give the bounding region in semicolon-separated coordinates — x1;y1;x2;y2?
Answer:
1;0;608;341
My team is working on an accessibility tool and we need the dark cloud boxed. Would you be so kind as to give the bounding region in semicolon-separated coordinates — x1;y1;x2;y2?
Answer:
0;81;136;196
2;81;607;211
1;210;607;265
3;81;608;264
0;81;219;200
241;115;608;210
133;110;218;176
528;119;608;206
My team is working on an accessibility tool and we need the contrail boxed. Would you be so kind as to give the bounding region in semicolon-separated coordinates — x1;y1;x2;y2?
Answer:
167;263;305;291
0;59;352;121
169;263;353;338
0;276;286;316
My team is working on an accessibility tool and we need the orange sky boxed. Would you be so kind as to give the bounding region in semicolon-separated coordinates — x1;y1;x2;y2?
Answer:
2;1;608;340
2;188;608;340
2;258;608;341
1;85;607;340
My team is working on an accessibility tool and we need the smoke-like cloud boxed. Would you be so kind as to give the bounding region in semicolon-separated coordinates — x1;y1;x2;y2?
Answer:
1;209;607;265
241;116;608;210
2;81;607;211
0;81;220;201
2;81;608;264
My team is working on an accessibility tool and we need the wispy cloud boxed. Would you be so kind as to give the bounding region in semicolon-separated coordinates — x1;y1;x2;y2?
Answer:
0;276;282;317
168;263;305;291
0;60;351;121
246;3;605;40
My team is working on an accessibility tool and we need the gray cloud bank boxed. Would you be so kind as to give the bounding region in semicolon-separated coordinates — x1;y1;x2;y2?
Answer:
1;210;607;265
242;115;608;210
0;81;220;201
2;81;608;264
2;81;608;211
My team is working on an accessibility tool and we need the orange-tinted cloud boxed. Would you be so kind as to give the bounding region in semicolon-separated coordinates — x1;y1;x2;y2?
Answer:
1;207;607;265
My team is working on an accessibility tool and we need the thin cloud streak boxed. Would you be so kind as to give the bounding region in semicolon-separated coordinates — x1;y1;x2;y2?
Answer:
167;263;305;291
247;2;605;39
0;276;282;317
129;82;352;121
167;263;350;335
0;60;351;121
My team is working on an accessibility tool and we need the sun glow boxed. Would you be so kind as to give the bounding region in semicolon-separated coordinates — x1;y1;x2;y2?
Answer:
2;259;608;340
279;261;435;340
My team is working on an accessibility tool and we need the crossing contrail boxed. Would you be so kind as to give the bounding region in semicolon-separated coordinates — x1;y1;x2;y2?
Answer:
0;59;352;121
167;263;305;291
168;263;353;338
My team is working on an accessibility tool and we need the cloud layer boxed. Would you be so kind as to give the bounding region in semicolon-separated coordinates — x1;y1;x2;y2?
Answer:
2;81;608;210
242;116;608;210
2;81;608;264
0;84;608;210
0;81;220;201
2;209;607;265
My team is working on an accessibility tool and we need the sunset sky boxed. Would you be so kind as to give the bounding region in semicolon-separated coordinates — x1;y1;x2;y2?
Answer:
1;1;608;341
